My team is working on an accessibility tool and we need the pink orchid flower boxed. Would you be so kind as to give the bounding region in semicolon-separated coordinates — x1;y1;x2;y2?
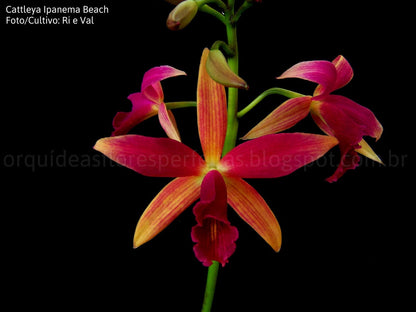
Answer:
94;49;338;266
242;56;383;182
112;66;186;141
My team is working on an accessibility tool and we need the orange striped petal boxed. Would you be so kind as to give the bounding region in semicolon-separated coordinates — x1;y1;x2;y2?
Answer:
158;103;181;142
241;96;312;139
133;176;202;248
225;177;282;252
197;48;227;164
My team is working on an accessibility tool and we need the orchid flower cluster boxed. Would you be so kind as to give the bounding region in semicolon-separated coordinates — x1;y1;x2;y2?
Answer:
94;0;383;310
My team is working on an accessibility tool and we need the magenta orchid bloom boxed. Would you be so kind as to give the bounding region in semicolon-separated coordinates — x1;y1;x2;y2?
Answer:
242;56;383;182
94;49;338;266
112;65;186;141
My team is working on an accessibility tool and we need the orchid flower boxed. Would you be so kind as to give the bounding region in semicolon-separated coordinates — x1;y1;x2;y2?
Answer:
242;56;383;182
111;65;186;141
94;49;338;266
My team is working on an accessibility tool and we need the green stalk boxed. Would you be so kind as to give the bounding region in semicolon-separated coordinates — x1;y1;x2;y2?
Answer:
165;101;197;110
237;88;305;118
201;261;220;312
222;11;239;156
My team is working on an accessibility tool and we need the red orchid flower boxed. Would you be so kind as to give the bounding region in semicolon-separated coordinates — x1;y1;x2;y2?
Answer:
242;56;383;182
94;49;338;266
112;65;186;141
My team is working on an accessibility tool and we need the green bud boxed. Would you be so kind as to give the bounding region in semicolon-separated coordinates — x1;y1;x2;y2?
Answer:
166;0;198;31
206;49;249;90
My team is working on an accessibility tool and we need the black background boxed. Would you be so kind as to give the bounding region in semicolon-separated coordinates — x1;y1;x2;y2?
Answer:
2;1;413;311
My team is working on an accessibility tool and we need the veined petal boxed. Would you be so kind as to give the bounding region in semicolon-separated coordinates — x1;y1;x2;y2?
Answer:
314;56;354;96
141;66;186;103
134;176;202;248
225;177;281;252
191;170;238;267
197;48;227;164
241;96;312;140
219;133;338;179
112;93;157;136
332;55;354;91
278;60;337;96
94;135;206;177
157;103;181;142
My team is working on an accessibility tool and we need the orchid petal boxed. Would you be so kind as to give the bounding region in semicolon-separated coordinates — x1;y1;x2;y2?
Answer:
191;170;238;267
134;176;201;248
157;103;181;142
312;96;383;182
314;95;383;144
141;66;186;103
332;55;354;91
219;133;338;179
278;60;337;96
241;96;312;140
197;48;227;164
112;93;156;136
356;139;383;164
93;135;205;177
326;144;360;183
225;177;281;252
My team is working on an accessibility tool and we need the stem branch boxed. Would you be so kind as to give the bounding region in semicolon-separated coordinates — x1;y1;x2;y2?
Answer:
237;88;305;118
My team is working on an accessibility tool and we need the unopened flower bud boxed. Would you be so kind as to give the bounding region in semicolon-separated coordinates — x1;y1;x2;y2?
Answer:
206;49;248;90
167;0;198;31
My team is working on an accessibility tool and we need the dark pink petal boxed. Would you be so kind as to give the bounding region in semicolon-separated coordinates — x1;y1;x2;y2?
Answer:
141;66;186;102
278;60;337;96
314;95;383;143
93;135;206;177
314;56;354;95
191;170;238;267
112;93;156;136
332;55;354;91
312;95;383;182
219;133;338;178
326;144;360;183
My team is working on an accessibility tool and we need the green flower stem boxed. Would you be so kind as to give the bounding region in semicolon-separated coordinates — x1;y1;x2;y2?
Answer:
222;13;239;157
237;88;305;118
201;261;220;312
195;0;228;11
199;5;226;24
232;0;253;23
165;101;197;110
